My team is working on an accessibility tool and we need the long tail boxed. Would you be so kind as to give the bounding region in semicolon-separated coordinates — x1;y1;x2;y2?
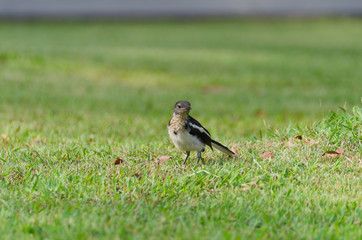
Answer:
211;140;235;156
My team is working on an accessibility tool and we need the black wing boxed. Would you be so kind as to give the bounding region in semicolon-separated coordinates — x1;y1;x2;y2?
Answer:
187;116;213;150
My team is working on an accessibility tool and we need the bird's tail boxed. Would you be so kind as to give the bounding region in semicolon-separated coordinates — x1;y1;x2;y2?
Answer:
211;140;235;156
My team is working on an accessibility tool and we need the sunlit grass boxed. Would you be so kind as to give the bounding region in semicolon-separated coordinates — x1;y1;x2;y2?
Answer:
0;19;361;239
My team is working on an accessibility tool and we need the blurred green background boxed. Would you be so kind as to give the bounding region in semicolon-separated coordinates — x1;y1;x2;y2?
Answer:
0;19;361;143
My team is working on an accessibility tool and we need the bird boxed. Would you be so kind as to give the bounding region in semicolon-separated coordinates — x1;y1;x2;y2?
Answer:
168;100;234;164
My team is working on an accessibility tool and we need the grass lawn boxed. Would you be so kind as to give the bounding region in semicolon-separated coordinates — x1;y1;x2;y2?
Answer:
0;18;361;239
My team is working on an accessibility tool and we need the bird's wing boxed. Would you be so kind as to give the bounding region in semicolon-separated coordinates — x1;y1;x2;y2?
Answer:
187;116;213;150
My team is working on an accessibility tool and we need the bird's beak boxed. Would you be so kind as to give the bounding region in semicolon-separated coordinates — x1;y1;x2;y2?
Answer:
182;107;191;111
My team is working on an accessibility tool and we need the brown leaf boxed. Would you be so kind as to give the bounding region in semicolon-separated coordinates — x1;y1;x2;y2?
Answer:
114;157;124;165
260;151;274;159
336;149;344;154
157;155;172;163
322;151;339;156
295;135;302;140
231;144;239;155
322;149;344;157
255;110;266;117
322;148;344;156
1;134;8;141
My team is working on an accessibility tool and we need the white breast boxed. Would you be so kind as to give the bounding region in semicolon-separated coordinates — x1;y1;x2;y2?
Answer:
169;129;205;152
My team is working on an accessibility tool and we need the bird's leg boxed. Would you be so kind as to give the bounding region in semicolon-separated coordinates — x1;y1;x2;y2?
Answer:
196;152;202;164
183;151;190;165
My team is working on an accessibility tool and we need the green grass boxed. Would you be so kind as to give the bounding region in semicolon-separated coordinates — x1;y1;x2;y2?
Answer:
0;19;361;239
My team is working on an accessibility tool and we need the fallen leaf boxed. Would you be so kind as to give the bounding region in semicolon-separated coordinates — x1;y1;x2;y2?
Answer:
295;135;302;140
255;109;266;117
1;134;8;141
157;156;172;163
260;151;274;159
114;157;125;165
336;149;344;154
322;151;339;156
322;149;344;157
231;144;239;155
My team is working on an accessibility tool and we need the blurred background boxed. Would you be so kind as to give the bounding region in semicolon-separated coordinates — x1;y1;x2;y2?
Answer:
1;0;362;18
0;0;361;143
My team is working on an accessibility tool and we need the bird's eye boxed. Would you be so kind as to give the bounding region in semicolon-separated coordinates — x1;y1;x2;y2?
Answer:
177;105;181;108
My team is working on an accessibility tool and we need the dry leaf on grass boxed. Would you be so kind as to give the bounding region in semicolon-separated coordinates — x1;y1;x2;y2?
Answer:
336;149;344;154
322;149;344;157
1;134;8;141
114;157;125;165
295;135;303;140
260;151;274;159
322;151;339;156
255;110;266;117
156;156;172;164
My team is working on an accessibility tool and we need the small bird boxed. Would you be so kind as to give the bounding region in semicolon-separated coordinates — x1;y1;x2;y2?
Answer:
168;100;234;164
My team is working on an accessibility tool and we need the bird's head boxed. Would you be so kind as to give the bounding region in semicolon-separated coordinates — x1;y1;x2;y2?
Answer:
173;100;191;116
